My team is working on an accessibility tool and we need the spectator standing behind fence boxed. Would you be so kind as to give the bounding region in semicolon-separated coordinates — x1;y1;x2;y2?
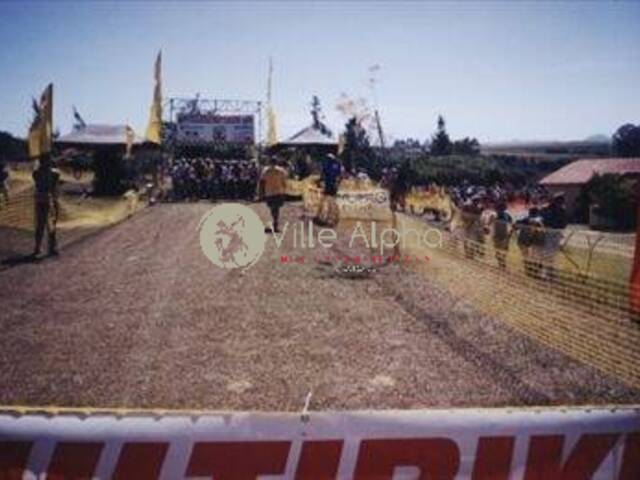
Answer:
460;195;486;260
488;200;513;269
32;154;60;257
388;164;410;212
259;157;287;233
516;207;545;278
541;192;568;281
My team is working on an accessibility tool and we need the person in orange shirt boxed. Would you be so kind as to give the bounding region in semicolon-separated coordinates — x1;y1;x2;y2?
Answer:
258;156;288;233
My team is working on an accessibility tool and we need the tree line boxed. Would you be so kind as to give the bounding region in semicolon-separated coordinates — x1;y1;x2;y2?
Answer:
339;114;640;188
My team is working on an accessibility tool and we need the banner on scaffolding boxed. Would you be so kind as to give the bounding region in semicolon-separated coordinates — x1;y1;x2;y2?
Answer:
0;407;638;478
301;181;391;221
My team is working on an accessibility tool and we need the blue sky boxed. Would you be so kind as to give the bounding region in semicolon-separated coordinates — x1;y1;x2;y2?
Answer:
0;1;639;143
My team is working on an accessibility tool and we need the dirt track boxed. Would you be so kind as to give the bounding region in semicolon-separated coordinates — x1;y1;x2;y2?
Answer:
0;202;638;410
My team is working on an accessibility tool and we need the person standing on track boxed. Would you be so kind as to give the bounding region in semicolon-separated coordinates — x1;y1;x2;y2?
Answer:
322;153;342;197
32;154;61;257
315;153;342;227
259;156;288;233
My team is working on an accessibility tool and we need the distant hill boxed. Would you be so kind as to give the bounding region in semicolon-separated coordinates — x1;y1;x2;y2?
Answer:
584;134;611;144
481;138;611;162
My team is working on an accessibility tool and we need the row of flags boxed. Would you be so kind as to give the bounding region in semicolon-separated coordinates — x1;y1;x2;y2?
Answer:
27;50;283;157
27;50;163;159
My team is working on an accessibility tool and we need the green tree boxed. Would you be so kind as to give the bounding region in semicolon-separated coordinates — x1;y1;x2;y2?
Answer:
612;123;640;157
452;137;480;156
0;131;27;162
341;117;373;174
584;173;637;230
430;115;452;156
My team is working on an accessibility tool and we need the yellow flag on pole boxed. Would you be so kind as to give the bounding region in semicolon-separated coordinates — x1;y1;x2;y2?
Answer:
145;51;162;144
266;107;278;147
28;83;53;158
266;57;278;146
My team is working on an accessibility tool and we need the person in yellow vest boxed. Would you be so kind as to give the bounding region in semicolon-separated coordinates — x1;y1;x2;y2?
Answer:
32;154;60;256
259;156;288;233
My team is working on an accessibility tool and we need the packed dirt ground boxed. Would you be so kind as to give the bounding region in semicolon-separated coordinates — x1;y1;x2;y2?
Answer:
0;201;638;410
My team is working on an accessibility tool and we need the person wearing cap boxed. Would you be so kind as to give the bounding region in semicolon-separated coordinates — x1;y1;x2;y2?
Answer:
32;154;61;256
259;156;288;233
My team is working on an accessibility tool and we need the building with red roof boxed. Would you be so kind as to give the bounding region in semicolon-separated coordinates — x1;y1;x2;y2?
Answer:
540;157;640;217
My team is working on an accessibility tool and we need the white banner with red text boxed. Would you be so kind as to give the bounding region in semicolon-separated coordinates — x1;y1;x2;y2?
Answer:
0;406;638;479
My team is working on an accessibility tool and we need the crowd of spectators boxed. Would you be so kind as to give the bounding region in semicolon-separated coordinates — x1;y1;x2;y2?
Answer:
377;172;567;277
446;181;548;215
169;157;259;201
454;190;568;278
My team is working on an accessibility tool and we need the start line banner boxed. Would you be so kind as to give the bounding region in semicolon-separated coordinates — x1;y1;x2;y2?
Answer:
0;406;638;479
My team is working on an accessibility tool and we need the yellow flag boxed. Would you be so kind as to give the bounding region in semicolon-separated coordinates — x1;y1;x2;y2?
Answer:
28;83;53;158
145;51;162;144
266;106;278;146
265;57;278;146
